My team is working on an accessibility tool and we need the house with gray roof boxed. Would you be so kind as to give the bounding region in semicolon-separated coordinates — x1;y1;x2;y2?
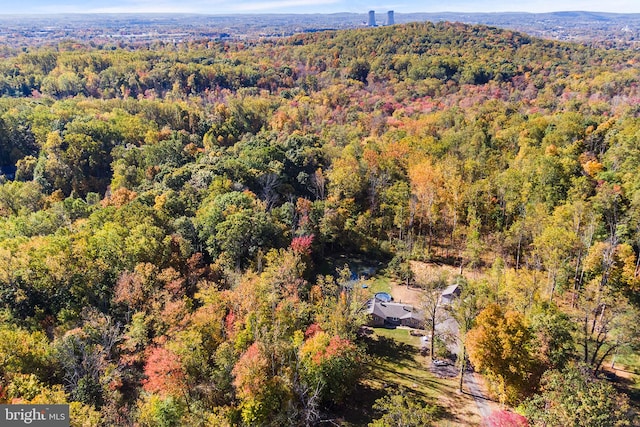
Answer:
367;299;424;328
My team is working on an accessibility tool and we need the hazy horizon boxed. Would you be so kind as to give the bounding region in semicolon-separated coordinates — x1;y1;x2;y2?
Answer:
4;0;640;15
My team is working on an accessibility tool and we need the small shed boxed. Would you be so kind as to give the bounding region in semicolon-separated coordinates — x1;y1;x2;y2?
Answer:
440;284;461;305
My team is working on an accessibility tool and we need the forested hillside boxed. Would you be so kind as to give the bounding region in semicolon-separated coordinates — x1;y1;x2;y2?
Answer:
0;21;638;426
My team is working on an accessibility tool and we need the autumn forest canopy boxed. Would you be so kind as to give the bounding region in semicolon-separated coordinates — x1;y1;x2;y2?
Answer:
0;21;639;425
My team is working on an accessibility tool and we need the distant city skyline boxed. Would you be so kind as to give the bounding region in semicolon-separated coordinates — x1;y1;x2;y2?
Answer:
3;0;640;15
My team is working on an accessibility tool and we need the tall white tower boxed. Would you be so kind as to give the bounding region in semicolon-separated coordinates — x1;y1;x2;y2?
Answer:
387;10;395;26
368;10;376;27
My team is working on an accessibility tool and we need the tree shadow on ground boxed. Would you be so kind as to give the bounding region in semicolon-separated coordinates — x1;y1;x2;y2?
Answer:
461;389;497;402
330;333;420;425
606;368;640;410
343;331;457;424
361;333;416;362
330;382;387;426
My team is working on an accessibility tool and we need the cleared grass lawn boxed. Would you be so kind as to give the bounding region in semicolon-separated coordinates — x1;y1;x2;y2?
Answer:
373;326;421;346
366;276;392;296
339;326;481;426
615;353;640;374
608;353;640;413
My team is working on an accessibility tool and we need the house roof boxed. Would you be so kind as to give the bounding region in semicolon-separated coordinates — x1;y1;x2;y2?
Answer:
441;284;461;297
368;299;423;321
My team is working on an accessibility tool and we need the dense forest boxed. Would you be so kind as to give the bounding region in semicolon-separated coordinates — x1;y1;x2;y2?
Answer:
0;21;639;426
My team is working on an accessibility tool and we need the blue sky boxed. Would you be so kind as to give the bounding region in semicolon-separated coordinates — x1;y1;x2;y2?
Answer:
3;0;640;14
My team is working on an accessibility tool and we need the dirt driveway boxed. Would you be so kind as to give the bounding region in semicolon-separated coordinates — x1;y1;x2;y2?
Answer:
389;260;462;304
387;263;501;424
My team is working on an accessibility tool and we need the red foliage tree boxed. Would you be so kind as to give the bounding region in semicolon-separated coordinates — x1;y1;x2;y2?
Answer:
485;410;529;427
142;347;186;397
232;343;268;399
304;323;322;339
290;234;314;256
